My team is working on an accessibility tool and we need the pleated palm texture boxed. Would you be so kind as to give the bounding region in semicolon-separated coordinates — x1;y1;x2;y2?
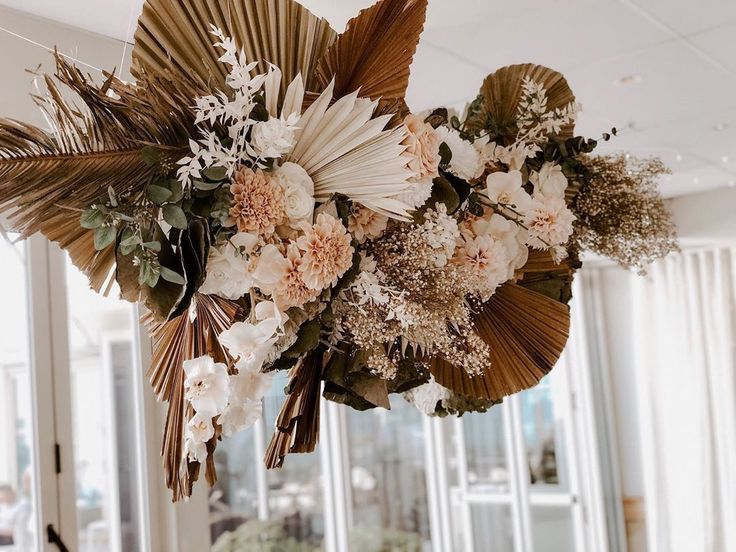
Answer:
133;0;338;101
314;0;428;120
467;63;576;143
144;293;246;501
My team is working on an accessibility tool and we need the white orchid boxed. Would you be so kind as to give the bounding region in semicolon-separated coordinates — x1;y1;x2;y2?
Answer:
219;400;263;438
186;411;215;444
254;300;289;330
184;437;208;463
218;319;279;371
183;355;230;415
485;170;532;215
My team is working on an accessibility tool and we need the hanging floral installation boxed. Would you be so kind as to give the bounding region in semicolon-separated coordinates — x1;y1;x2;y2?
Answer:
0;0;677;500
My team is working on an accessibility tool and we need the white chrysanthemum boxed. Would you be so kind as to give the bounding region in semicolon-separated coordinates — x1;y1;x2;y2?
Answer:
435;126;484;181
391;177;434;210
183;355;230;416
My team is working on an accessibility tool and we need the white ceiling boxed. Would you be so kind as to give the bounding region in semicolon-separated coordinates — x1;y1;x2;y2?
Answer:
1;0;736;198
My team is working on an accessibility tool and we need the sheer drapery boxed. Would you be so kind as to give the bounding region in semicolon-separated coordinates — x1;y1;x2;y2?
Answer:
633;248;736;552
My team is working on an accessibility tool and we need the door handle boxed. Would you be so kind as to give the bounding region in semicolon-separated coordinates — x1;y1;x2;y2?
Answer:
47;524;70;552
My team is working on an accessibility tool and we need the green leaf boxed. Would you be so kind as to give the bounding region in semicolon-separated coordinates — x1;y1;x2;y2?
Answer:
429;176;461;214
146;184;173;205
159;266;186;285
141;146;161;168
283;319;321;358
201;166;228;182
165;179;184;203
193;178;223;191
80;208;105;229
162;204;188;230
439;142;453;166
93;226;116;250
142;241;161;252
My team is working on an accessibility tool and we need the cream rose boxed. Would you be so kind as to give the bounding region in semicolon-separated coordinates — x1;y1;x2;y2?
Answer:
274;162;315;225
402;114;442;180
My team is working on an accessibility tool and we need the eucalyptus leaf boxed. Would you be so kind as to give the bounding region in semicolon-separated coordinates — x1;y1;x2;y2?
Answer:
159;266;186;285
201;166;228;182
93;226;116;250
80;208;105;229
193;178;222;191
165;179;184;203
162;204;188;230
142;241;162;252
146;184;173;205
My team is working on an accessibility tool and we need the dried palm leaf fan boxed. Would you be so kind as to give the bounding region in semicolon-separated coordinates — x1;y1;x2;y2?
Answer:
430;280;572;402
314;0;428;119
467;63;576;144
132;0;338;99
144;293;246;500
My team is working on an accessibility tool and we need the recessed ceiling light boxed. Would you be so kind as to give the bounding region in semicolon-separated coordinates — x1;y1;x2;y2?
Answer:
713;122;729;132
675;153;683;162
693;177;700;184
729;179;736;188
722;155;730;163
614;75;642;86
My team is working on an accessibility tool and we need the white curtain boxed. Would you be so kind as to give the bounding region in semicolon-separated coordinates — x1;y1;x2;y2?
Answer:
633;248;736;552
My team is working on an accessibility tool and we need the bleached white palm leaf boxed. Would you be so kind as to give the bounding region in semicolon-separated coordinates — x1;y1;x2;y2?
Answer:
288;80;413;218
264;69;305;119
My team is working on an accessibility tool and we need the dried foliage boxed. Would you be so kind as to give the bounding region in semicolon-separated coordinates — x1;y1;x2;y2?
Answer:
573;154;678;273
315;0;427;118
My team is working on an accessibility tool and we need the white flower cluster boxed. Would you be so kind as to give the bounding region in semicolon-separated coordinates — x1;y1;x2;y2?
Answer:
342;254;415;331
422;204;461;267
182;302;287;463
177;27;301;185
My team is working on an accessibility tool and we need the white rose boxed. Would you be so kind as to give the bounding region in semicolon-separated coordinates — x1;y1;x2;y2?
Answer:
531;162;568;199
435;126;485;181
199;233;257;300
274;162;315;224
251;115;298;159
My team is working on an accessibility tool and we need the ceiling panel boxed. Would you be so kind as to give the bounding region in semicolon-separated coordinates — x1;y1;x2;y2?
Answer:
1;0;735;197
627;0;736;36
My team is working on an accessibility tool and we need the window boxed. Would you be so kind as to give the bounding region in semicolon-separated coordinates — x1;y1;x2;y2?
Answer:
64;258;145;552
5;235;611;552
0;234;38;552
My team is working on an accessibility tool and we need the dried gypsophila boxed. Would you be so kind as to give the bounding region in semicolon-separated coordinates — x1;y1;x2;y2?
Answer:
572;154;678;274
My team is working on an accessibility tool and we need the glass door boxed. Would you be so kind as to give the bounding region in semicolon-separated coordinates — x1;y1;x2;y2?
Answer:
437;361;585;552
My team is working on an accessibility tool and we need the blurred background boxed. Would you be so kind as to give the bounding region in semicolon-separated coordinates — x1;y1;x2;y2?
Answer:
0;1;734;551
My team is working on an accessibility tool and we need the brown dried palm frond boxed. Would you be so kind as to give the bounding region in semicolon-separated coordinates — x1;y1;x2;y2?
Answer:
314;0;427;118
467;63;576;143
0;54;201;292
430;282;570;401
143;293;247;500
133;0;337;101
264;350;323;469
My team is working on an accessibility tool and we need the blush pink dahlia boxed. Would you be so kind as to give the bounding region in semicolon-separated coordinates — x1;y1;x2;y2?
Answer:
229;167;285;234
297;213;355;290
